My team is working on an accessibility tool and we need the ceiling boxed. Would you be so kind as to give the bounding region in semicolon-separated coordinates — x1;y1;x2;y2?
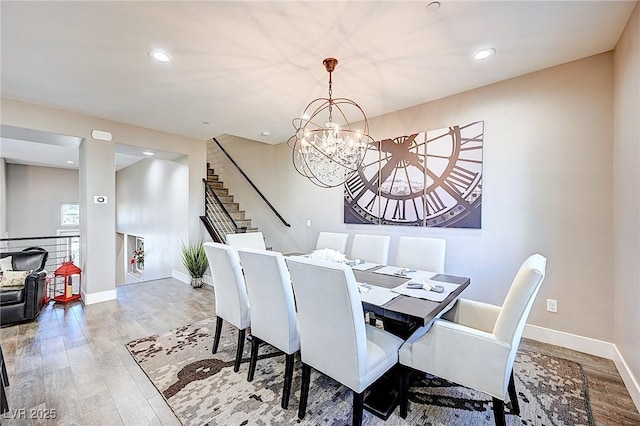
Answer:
0;1;636;168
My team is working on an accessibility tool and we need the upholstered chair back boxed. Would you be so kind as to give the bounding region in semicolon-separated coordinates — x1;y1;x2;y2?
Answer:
315;232;349;254
395;236;446;272
349;234;391;265
203;242;250;330
493;254;547;345
237;249;299;355
225;232;266;251
286;257;368;391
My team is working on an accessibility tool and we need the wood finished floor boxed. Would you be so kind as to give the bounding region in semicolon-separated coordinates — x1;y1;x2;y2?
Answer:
1;278;638;425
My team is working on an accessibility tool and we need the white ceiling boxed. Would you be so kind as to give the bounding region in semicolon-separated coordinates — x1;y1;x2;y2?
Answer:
0;1;636;167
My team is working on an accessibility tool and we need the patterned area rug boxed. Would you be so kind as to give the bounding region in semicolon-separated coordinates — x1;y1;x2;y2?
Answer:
125;318;595;426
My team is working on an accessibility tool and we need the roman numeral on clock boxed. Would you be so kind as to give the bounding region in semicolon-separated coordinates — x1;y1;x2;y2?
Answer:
444;165;478;196
425;190;446;215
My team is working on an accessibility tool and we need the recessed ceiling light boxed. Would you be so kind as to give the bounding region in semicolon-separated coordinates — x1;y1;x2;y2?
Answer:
148;49;171;63
261;131;271;137
66;161;74;164
474;48;496;60
425;1;441;12
142;151;155;156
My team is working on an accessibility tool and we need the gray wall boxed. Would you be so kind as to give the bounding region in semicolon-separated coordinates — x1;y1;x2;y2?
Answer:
5;164;79;238
116;157;189;281
0;98;207;301
613;2;639;406
0;158;7;241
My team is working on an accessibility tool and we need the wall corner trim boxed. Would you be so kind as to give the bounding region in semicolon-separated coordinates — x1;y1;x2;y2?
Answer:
613;345;640;413
81;288;117;305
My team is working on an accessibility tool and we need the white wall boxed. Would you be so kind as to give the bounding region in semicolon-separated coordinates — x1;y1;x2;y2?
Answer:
116;157;189;281
613;2;640;408
5;164;79;238
220;52;615;344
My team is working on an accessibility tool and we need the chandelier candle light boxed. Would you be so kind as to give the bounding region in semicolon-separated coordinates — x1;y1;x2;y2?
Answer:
288;58;373;188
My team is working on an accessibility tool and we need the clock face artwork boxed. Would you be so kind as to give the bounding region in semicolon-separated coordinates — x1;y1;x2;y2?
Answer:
344;121;484;228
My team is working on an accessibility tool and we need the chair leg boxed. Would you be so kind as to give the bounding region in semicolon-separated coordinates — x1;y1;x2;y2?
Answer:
368;313;377;326
233;328;246;373
492;397;506;426
298;363;311;420
0;352;8;387
508;370;520;415
281;353;295;409
247;336;261;382
353;391;364;426
212;316;223;354
399;366;410;418
0;387;8;414
0;360;9;414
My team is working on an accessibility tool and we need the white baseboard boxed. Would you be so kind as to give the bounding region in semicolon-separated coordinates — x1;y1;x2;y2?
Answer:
613;346;640;413
172;270;191;284
81;288;117;305
172;270;213;286
523;324;616;359
524;324;640;413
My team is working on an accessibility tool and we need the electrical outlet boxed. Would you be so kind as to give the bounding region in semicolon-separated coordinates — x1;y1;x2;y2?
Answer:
306;219;311;227
546;299;558;313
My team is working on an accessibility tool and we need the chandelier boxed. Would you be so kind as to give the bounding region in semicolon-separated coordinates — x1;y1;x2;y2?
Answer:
288;58;373;188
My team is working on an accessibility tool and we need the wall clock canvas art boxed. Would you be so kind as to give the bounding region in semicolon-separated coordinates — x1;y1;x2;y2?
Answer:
344;121;484;228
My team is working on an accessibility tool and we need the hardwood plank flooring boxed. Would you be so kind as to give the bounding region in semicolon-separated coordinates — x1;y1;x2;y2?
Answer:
1;278;638;425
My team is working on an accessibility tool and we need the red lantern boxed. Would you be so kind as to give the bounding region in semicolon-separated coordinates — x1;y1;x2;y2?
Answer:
53;260;82;303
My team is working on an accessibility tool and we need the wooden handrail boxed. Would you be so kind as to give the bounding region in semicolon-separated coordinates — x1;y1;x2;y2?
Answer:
212;137;291;227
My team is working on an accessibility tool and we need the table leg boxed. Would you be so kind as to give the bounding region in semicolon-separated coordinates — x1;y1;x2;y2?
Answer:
363;318;418;419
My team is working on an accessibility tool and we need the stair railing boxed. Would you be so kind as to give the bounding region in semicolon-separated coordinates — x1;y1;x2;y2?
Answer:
202;179;247;243
212;137;291;228
1;235;81;275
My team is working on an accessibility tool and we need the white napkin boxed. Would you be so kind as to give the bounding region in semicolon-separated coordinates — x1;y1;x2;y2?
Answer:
391;280;459;302
372;266;438;280
351;262;379;271
357;283;400;306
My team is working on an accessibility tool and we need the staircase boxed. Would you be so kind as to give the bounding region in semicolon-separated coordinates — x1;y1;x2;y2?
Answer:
201;165;259;243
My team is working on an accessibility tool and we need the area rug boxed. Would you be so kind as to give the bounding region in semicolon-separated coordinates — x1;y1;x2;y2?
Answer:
125;318;595;426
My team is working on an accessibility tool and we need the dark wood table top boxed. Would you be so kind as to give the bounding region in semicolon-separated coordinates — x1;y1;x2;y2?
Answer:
284;253;470;329
354;267;470;328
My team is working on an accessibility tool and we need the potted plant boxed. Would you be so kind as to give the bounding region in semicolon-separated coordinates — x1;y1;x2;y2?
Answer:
180;241;208;288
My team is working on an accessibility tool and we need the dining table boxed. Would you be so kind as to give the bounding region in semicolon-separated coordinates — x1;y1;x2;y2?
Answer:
353;265;470;339
349;263;470;419
285;253;471;420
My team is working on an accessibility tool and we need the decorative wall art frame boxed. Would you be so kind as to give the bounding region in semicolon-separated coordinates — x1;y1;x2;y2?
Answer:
344;121;484;228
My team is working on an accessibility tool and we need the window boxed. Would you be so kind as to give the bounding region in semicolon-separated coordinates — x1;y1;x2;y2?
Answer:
61;203;79;226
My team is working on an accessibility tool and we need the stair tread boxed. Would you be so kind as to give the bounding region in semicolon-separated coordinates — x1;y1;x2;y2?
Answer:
205;167;262;242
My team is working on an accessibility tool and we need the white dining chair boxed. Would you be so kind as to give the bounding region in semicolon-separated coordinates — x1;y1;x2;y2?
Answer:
286;256;404;426
225;231;266;251
237;248;300;409
349;234;391;265
315;232;349;254
398;254;547;426
203;242;251;372
395;236;446;272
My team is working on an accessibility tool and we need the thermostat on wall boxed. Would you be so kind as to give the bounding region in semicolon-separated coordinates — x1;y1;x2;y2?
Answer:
94;196;108;204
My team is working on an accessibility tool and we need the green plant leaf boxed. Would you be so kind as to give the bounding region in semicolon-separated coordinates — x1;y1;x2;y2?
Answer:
180;240;209;278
